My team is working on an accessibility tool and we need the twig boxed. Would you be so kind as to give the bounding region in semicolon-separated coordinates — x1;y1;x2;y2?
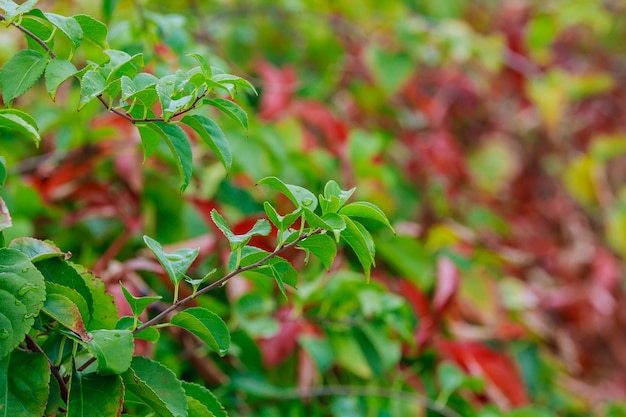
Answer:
135;228;322;333
24;334;69;403
0;13;57;59
0;12;210;125
73;228;323;373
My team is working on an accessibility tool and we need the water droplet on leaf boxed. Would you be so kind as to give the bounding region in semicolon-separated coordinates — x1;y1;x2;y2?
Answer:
0;329;9;339
302;198;313;206
17;284;38;296
21;268;29;273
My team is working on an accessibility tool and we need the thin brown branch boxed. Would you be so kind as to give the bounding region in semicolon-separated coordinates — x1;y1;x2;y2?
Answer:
134;228;322;333
77;356;95;372
24;334;69;403
0;12;208;125
0;13;57;59
74;230;322;373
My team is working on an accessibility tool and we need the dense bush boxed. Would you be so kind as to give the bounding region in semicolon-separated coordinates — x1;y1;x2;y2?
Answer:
2;1;626;416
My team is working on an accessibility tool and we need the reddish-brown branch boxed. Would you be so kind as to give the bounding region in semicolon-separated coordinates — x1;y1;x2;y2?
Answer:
0;12;210;125
24;334;69;403
134;228;322;333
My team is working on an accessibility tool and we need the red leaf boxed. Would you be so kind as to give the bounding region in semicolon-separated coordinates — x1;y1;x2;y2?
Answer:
432;256;460;318
257;60;297;121
257;307;301;367
592;246;619;290
404;130;467;186
438;341;528;408
397;280;430;318
293;100;348;155
297;323;323;393
297;348;318;395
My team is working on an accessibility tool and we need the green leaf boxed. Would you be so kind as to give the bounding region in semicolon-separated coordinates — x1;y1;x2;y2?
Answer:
257;176;318;211
376;236;434;291
44;375;61;417
73;14;109;49
330;331;371;379
0;49;48;105
156;73;188;121
101;50;143;82
298;233;337;270
45;58;78;101
181;114;232;172
266;255;299;298
45;281;90;327
44;12;83;49
321;180;356;213
144;122;193;192
143;236;199;286
136;123;161;160
171;307;230;356
205;98;248;131
325;213;347;240
35;258;94;316
20;13;55;54
263;202;301;231
340;216;375;281
188;53;213;78
102;0;119;22
129;73;159;106
119;281;162;318
78;70;106;110
8;237;64;262
72;263;119;330
365;47;414;96
103;78;121;99
210;209;271;251
182;381;228;417
116;316;160;343
120;75;137;100
302;208;345;241
339;201;395;233
0;108;40;146
166;95;194;119
132;72;159;89
122;356;187;417
351;325;384;377
0;157;5;191
0;0;38;23
211;73;257;96
0;248;46;360
68;371;123;417
184;268;216;293
187;396;211;417
438;362;466;393
299;336;334;373
42;293;90;341
322;213;347;239
81;329;134;375
0;350;50;417
228;247;298;298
